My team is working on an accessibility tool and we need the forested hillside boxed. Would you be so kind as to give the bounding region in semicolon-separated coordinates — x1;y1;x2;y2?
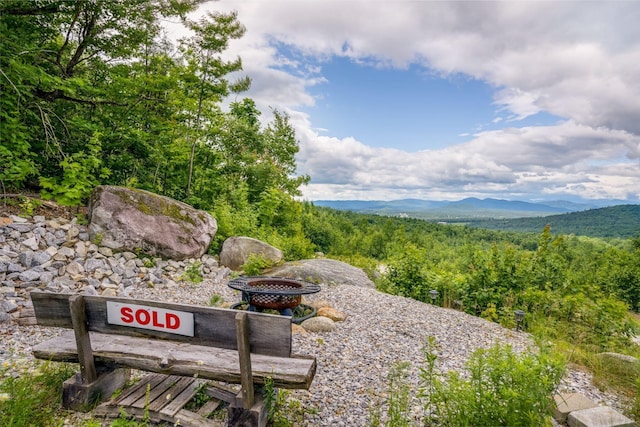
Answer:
461;204;640;238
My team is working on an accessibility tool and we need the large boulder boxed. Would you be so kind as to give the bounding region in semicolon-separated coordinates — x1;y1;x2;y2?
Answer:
88;186;217;260
219;236;283;271
266;258;374;288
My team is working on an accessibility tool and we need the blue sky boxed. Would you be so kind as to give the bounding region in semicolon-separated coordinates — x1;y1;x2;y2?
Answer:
197;1;640;203
302;56;564;151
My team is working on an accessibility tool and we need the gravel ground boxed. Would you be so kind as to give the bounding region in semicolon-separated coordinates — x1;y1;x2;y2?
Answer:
2;273;628;426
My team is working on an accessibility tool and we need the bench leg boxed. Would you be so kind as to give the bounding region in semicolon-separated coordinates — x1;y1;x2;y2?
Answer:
62;367;130;411
227;388;268;427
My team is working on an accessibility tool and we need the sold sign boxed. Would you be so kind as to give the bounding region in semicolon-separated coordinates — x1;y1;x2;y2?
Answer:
106;301;194;337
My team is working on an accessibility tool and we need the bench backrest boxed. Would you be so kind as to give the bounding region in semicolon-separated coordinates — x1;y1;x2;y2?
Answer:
30;291;292;357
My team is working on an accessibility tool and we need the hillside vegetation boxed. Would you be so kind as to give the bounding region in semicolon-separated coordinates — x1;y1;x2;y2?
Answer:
461;204;640;238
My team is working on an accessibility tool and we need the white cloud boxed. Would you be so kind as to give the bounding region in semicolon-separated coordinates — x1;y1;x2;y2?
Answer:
204;1;640;202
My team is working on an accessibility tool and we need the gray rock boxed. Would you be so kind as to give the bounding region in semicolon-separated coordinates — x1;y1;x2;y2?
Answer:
8;223;32;233
67;226;80;239
88;185;217;260
80;285;99;295
66;260;85;276
99;246;113;257
39;271;55;285
266;258;374;288
0;311;12;324
75;241;88;258
1;299;19;313
18;251;34;268
301;316;336;332
31;252;52;266
21;236;39;250
57;246;76;258
219;236;283;271
85;258;106;273
18;269;42;282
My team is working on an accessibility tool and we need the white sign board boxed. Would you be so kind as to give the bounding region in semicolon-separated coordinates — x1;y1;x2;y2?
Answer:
106;301;194;337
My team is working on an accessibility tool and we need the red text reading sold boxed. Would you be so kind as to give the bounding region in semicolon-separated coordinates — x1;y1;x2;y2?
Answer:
106;301;195;337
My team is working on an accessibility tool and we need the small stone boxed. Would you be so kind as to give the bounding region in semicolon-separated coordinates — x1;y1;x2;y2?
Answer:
100;280;118;290
9;215;28;223
301;316;336;332
84;258;106;272
18;251;34;267
67;226;80;239
21;237;39;251
80;285;99;295
101;288;117;297
75;242;87;258
66;261;85;276
121;251;137;261
109;273;122;285
317;307;347;322
98;247;113;257
31;252;52;267
1;299;19;313
292;323;308;335
18;270;41;282
57;246;75;258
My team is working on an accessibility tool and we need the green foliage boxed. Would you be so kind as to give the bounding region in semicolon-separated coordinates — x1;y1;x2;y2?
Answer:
632;376;640;422
181;261;203;283
17;196;41;217
377;243;430;299
1;1;308;211
39;133;110;206
384;362;414;427
420;342;565;427
0;361;75;426
264;375;308;426
241;253;275;276
208;294;223;306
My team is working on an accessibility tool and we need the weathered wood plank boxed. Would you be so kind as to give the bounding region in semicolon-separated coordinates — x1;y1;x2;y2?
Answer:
33;331;316;389
197;397;222;417
147;377;193;412
205;383;238;403
236;312;254;409
69;295;97;383
30;291;292;357
175;408;225;427
114;374;166;407
132;375;182;409
160;378;203;417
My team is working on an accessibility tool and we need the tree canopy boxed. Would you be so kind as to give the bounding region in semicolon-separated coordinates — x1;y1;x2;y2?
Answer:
0;0;308;208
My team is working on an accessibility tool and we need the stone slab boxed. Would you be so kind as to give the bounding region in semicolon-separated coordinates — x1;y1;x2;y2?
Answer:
554;393;599;423
568;406;635;427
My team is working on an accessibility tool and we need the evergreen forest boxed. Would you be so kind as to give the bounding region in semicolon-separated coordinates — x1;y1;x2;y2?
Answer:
2;0;640;417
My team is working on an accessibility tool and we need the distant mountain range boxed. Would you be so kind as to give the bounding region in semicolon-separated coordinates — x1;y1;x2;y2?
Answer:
312;197;636;221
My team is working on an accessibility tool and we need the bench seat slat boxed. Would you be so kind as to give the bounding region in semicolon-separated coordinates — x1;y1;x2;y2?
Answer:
32;331;316;389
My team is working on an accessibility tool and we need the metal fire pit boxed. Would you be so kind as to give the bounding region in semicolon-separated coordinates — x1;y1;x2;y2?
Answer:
227;276;321;310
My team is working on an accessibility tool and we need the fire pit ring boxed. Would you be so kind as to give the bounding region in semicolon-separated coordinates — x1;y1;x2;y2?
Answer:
227;276;321;310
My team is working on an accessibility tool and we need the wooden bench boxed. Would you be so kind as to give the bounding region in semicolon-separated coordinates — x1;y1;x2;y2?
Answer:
30;291;316;427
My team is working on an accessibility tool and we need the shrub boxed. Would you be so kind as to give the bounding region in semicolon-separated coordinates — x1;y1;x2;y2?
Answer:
420;342;565;427
0;361;75;426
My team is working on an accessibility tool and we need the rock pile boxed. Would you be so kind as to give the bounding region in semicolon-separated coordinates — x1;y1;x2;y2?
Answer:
0;214;219;326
